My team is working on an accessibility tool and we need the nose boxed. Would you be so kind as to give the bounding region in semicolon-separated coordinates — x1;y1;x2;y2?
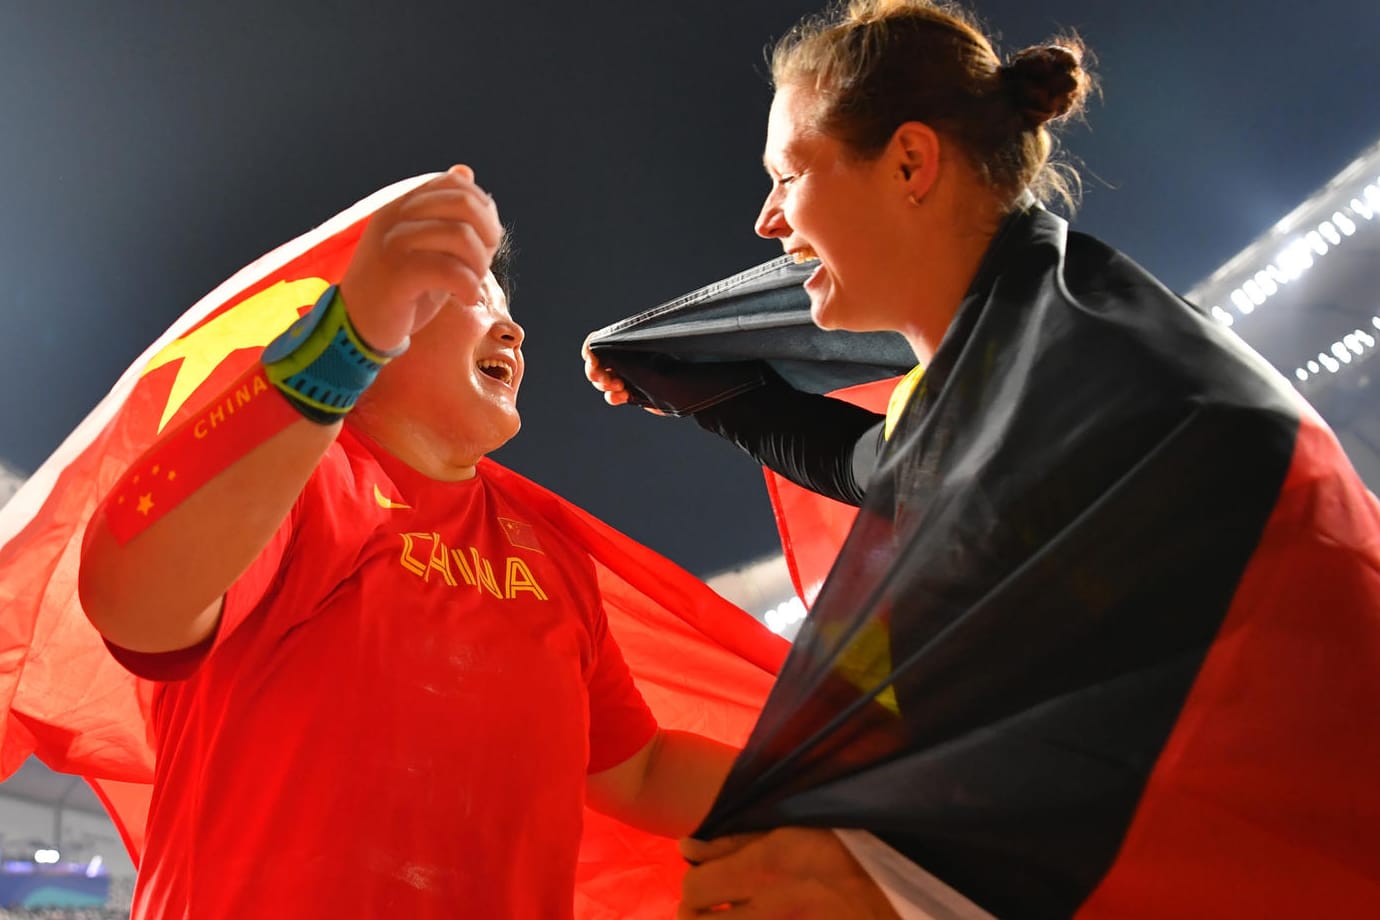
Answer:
755;187;789;240
491;315;524;348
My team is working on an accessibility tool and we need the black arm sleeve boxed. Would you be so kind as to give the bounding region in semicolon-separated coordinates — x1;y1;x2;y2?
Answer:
691;372;884;507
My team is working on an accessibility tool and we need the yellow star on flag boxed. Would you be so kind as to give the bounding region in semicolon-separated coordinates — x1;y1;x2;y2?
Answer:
142;278;329;432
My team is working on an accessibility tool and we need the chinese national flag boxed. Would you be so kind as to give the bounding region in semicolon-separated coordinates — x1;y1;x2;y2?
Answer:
0;176;787;917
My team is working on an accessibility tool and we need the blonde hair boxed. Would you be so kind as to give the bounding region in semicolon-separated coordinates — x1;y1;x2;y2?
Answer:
771;0;1095;210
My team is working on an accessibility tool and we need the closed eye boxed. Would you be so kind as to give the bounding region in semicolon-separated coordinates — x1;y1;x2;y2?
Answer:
762;161;797;187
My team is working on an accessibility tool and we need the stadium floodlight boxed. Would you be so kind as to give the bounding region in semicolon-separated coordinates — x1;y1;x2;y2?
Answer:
1195;146;1380;329
33;848;60;864
1299;328;1379;386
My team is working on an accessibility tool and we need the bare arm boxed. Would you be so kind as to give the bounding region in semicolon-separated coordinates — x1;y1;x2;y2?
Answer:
79;166;502;654
586;729;739;839
79;419;340;653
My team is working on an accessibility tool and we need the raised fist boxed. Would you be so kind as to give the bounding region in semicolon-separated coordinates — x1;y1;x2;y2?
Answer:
340;165;503;353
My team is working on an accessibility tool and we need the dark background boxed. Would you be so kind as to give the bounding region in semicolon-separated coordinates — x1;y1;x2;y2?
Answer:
2;0;1377;575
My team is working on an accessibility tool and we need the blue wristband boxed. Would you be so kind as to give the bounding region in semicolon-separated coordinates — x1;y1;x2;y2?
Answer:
262;285;405;424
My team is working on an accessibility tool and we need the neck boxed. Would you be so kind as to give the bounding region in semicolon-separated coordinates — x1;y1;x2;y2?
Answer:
350;404;483;482
900;178;1007;364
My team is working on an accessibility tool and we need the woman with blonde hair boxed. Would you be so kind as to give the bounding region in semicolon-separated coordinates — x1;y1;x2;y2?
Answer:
590;1;1380;917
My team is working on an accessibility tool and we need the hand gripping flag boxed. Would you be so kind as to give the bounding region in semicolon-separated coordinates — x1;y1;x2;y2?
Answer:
0;176;787;918
586;256;913;605
588;208;1380;918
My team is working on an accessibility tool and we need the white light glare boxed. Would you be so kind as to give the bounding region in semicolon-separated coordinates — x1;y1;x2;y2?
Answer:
85;855;104;878
1320;353;1341;373
1307;360;1321;374
1295;367;1309;382
764;596;807;635
1276;239;1314;280
1373;316;1380;331
1331;342;1353;364
1225;181;1374;325
33;849;60;865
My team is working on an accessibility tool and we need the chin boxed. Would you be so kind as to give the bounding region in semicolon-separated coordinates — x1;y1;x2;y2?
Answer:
449;407;522;460
810;296;851;332
499;414;521;444
813;292;895;336
487;412;522;451
808;291;834;329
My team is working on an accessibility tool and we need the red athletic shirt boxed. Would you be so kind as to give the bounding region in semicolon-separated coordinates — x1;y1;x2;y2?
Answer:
110;426;658;919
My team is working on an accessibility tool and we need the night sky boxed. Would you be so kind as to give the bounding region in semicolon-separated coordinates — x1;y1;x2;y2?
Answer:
2;0;1377;576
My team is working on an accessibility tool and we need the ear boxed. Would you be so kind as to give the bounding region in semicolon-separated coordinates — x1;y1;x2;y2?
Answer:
888;122;941;204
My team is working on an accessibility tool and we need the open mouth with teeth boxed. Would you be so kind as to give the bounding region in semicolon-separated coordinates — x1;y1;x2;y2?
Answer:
476;359;514;386
792;247;820;264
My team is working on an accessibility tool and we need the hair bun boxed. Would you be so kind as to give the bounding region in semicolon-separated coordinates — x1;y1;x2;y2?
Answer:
1002;43;1089;128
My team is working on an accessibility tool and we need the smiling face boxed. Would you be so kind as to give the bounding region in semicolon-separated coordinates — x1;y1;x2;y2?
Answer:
358;272;525;466
756;83;917;335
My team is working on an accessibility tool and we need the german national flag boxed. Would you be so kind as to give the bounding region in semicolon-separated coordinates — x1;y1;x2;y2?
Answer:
590;207;1380;917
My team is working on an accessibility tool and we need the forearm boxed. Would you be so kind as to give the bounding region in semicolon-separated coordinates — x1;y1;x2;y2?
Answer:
589;730;738;839
691;373;881;507
79;392;337;653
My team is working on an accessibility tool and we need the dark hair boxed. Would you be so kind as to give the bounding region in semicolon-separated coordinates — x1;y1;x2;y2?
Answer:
491;227;517;307
771;0;1095;210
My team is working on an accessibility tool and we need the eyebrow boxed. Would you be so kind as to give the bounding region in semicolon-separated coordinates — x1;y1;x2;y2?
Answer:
763;139;806;176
